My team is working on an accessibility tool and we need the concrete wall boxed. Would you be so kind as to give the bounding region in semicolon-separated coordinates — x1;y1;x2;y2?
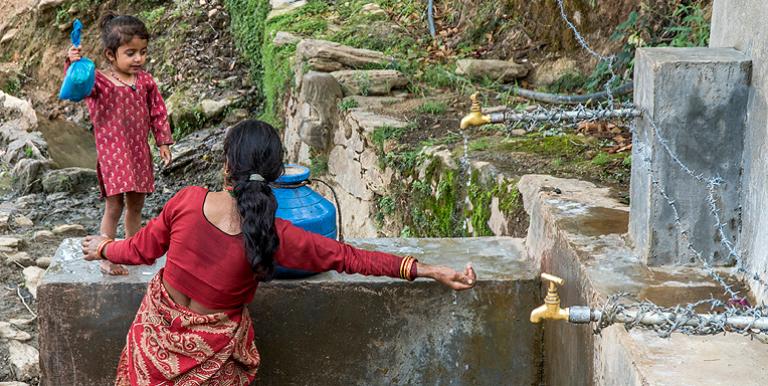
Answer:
710;0;768;303
39;237;541;386
629;47;750;266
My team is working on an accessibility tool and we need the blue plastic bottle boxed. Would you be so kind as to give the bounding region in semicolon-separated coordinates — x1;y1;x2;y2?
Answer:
273;164;336;278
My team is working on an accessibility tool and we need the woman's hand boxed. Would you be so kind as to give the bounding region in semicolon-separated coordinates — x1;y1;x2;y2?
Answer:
82;235;107;261
67;45;81;62
418;262;476;291
159;145;172;166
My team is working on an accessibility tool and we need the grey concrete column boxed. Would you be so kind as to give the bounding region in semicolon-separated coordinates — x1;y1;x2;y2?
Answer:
630;47;751;266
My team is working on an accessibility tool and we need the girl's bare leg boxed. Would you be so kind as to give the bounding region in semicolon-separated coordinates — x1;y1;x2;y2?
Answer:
99;194;128;275
124;192;146;237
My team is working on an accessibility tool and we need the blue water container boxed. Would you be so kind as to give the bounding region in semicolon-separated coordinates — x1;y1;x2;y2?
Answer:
273;164;336;278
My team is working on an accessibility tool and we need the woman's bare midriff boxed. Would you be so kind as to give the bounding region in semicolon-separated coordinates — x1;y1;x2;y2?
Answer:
162;279;236;315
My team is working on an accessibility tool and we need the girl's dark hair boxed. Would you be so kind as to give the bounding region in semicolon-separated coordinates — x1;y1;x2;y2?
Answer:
98;11;149;57
224;120;285;280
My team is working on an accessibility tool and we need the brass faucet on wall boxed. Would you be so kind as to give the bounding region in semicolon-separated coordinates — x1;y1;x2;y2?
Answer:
530;273;570;323
459;92;491;129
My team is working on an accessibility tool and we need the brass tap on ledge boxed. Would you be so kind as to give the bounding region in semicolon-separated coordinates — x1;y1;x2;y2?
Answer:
459;92;491;129
530;273;570;323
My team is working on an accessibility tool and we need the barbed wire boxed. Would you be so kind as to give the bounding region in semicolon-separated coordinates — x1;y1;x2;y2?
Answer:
594;293;768;338
555;0;619;107
501;102;639;133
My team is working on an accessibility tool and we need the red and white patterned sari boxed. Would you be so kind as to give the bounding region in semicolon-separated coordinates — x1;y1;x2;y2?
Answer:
115;270;260;385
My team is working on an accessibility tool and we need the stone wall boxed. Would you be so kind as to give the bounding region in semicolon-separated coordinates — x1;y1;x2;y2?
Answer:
710;1;768;303
280;38;527;239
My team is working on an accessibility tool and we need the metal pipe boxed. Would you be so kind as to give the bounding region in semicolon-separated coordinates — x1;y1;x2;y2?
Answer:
502;82;634;105
488;108;641;125
568;306;768;331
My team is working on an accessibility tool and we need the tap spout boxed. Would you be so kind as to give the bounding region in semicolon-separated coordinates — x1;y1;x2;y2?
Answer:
460;92;491;129
530;273;570;323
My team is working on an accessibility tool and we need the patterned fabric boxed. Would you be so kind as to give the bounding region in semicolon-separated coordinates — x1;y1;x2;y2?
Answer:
85;70;173;197
115;270;260;386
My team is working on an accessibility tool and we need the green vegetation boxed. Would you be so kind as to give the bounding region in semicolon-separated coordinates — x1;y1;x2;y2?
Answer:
415;100;448;115
337;98;359;111
309;153;328;176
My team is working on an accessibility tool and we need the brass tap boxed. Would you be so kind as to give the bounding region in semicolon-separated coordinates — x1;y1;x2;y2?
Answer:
530;273;570;323
459;92;491;129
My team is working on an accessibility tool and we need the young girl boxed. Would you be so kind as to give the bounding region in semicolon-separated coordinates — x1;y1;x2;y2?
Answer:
82;120;476;384
67;13;173;275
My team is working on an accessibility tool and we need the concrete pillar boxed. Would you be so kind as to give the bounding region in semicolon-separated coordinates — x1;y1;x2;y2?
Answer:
710;0;768;303
630;47;751;266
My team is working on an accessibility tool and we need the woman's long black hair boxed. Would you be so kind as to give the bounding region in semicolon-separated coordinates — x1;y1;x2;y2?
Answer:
224;120;284;280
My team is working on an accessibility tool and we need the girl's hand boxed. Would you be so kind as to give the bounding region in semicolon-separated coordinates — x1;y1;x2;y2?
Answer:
82;235;107;261
418;262;476;291
159;145;172;166
68;45;82;62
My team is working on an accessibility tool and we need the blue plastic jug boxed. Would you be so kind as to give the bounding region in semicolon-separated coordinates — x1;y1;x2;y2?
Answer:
273;164;337;278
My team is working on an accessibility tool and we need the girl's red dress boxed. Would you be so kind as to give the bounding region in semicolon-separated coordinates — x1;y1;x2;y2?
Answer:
84;70;174;197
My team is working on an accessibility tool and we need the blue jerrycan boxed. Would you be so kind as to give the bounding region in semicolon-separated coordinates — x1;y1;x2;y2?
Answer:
273;164;337;279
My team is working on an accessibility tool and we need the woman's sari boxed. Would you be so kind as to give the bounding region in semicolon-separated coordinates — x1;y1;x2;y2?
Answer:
115;270;260;385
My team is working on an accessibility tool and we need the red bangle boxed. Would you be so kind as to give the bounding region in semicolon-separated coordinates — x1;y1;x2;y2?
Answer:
409;261;418;280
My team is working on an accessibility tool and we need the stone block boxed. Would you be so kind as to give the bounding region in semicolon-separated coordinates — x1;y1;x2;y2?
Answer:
296;39;392;71
41;167;97;194
455;59;529;82
630;47;751;266
39;237;540;385
330;70;408;96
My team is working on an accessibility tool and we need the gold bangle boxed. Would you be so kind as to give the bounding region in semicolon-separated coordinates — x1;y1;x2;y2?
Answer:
97;238;114;260
405;257;417;281
400;256;415;280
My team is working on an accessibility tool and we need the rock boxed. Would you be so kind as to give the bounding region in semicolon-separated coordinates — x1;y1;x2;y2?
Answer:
0;91;37;131
32;230;55;242
330;70;408;96
14;195;40;209
361;3;387;16
455;59;529;82
207;8;218;18
296;39;393;71
0;212;8;231
37;0;67;10
35;257;51;269
510;129;527;136
5;252;34;267
0;381;30;386
422;145;458;170
200;97;237;118
11;158;51;194
1;28;19;44
3;137;47;164
292;72;343;150
52;224;87;237
223;108;249;125
0;321;32;341
0;237;22;252
267;0;307;20
23;266;45;298
528;57;580;87
8;340;39;380
273;31;300;47
41;167;97;193
12;215;33;228
9;318;34;328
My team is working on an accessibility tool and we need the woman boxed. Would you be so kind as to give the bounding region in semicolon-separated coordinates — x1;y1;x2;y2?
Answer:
82;119;476;385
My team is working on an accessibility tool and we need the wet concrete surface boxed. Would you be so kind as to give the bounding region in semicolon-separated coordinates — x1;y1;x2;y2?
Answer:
519;174;768;386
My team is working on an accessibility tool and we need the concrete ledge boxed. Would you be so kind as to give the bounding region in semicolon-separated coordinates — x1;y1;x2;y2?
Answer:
519;174;768;386
39;237;540;385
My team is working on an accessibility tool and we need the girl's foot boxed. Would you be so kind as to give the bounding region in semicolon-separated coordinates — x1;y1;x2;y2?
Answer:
100;260;128;275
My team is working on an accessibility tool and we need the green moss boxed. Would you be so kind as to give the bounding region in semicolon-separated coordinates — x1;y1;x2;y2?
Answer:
498;133;594;158
466;170;494;236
